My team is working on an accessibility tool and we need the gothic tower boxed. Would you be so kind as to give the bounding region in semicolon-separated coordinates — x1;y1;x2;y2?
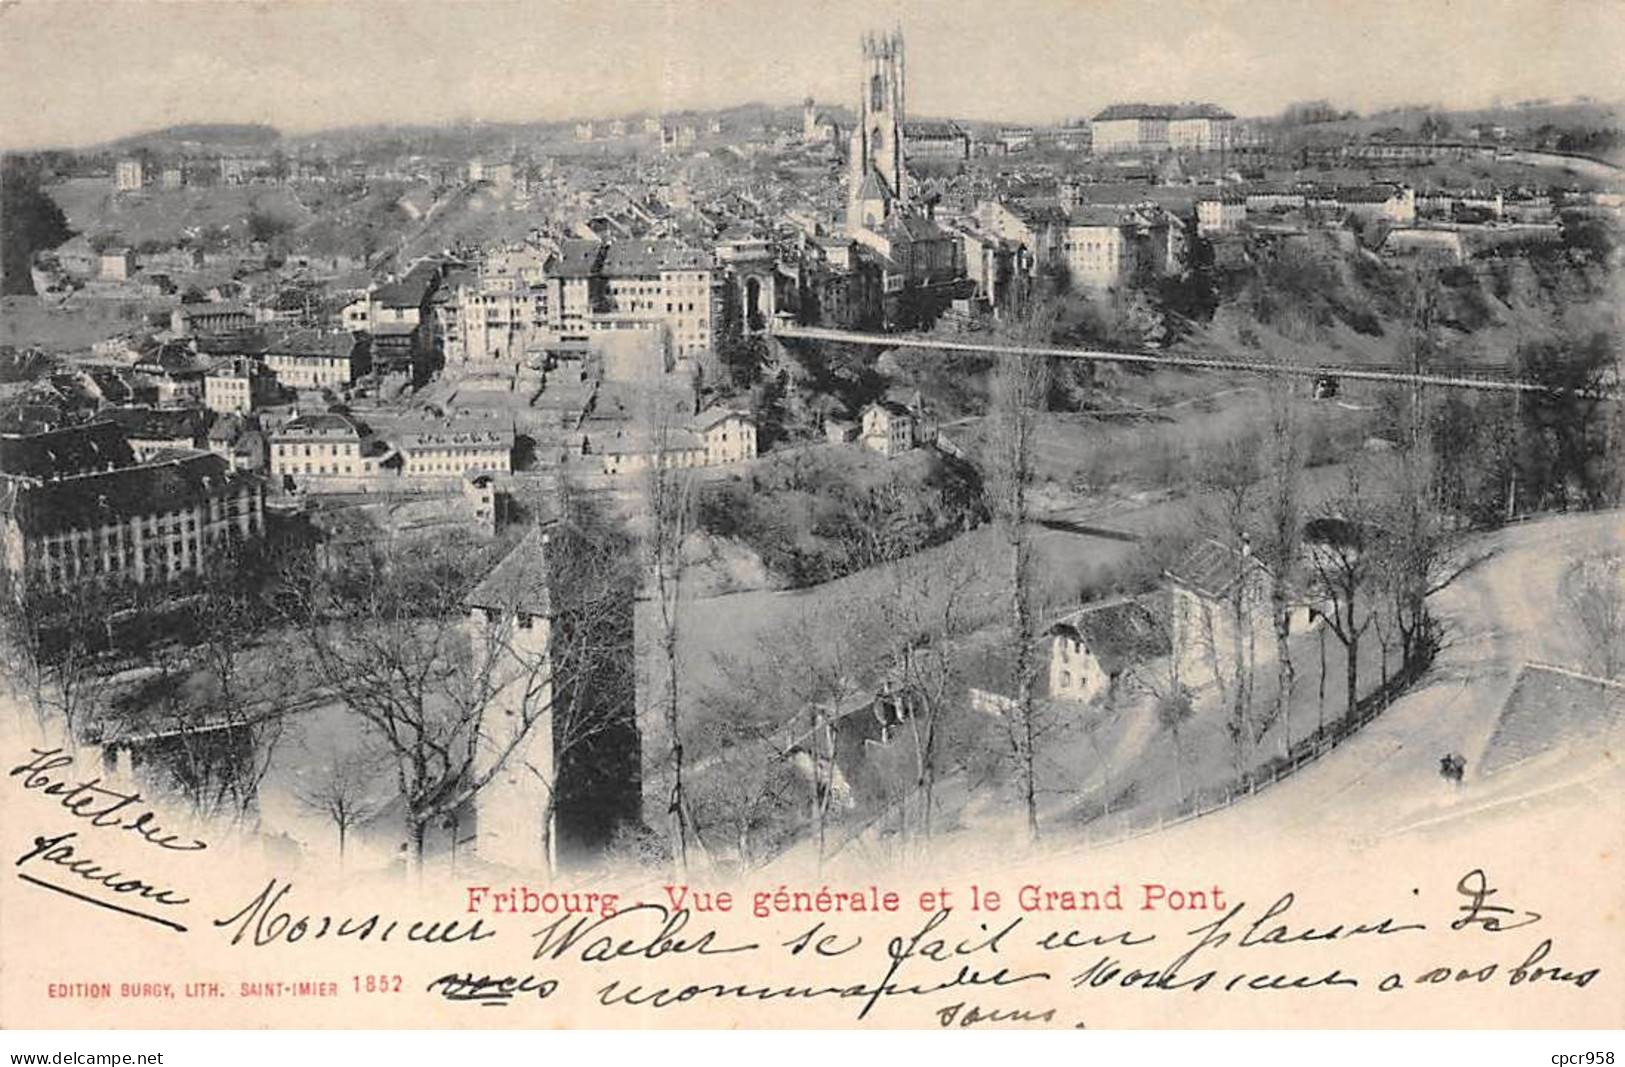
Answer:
847;28;907;232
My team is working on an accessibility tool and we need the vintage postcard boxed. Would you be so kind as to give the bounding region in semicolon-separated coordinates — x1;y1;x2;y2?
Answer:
0;0;1621;1037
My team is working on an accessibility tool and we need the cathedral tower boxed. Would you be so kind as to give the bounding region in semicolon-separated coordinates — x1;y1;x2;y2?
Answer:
847;28;908;232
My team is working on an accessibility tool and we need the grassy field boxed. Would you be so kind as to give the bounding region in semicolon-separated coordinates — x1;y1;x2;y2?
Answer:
48;177;313;247
0;294;161;351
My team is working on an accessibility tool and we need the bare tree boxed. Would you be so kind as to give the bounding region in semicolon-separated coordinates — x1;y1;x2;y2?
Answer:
523;485;640;871
283;529;599;872
706;590;884;869
1306;472;1379;725
684;706;802;872
638;382;701;876
871;543;981;848
140;540;299;823
296;744;389;863
1561;552;1624;679
985;308;1053;843
1194;429;1262;773
0;562;116;749
1373;448;1449;672
1255;386;1304;756
1125;658;1194;806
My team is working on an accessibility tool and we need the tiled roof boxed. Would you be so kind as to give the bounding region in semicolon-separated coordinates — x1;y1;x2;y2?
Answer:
1005;198;1069;225
690;406;754;432
550;239;608;278
265;328;359;358
1049;596;1171;677
1093;103;1235;122
178;301;252;320
465;526;551;616
0;422;134;480
101;406;204;443
903;121;965;140
396;425;513;449
1068;205;1135;228
373;277;432;308
601;239;712;276
880;211;950;243
1167;538;1264;600
276;412;364;439
1;451;250;536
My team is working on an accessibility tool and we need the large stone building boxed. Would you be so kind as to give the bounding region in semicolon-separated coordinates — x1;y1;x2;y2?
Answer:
596;406;757;476
1;423;264;591
396;425;515;477
535;239;719;362
204;357;278;414
263;330;370;390
599;241;717;361
1092;103;1235;154
115;158;144;192
902;120;970;167
438;246;552;368
267;411;374;486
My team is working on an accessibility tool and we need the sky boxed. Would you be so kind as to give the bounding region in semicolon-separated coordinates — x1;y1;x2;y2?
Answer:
2;0;1623;149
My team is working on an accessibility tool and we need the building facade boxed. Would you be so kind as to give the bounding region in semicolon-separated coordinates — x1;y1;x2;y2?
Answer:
115;159;144;191
267;412;369;483
396;426;515;477
2;449;264;591
263;331;369;390
1092;103;1234;154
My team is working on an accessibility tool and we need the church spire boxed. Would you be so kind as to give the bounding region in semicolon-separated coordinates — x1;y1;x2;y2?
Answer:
847;24;908;233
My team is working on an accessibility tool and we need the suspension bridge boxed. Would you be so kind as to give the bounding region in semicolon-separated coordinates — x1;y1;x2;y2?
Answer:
770;324;1620;399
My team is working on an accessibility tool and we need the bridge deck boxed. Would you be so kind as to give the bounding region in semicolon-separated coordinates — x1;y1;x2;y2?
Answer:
772;325;1618;398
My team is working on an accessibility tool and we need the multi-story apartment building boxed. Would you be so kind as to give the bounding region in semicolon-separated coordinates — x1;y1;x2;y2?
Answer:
115;159;144;191
1;425;264;591
444;247;553;367
1197;194;1247;235
204;358;277;414
543;239;610;357
597;406;757;475
1064;207;1142;290
1092;103;1234;154
538;239;718;361
267;412;370;483
263;330;370;390
598;241;717;361
396;426;515;477
692;408;757;466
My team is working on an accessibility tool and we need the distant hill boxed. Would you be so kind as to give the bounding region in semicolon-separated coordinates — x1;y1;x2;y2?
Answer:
100;123;283;154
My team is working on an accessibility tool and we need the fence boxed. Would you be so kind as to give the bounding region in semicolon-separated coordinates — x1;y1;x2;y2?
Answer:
821;639;1437;866
1077;644;1437;849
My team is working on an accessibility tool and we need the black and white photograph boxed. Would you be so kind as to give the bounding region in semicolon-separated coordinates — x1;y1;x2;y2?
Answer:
0;0;1620;1051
